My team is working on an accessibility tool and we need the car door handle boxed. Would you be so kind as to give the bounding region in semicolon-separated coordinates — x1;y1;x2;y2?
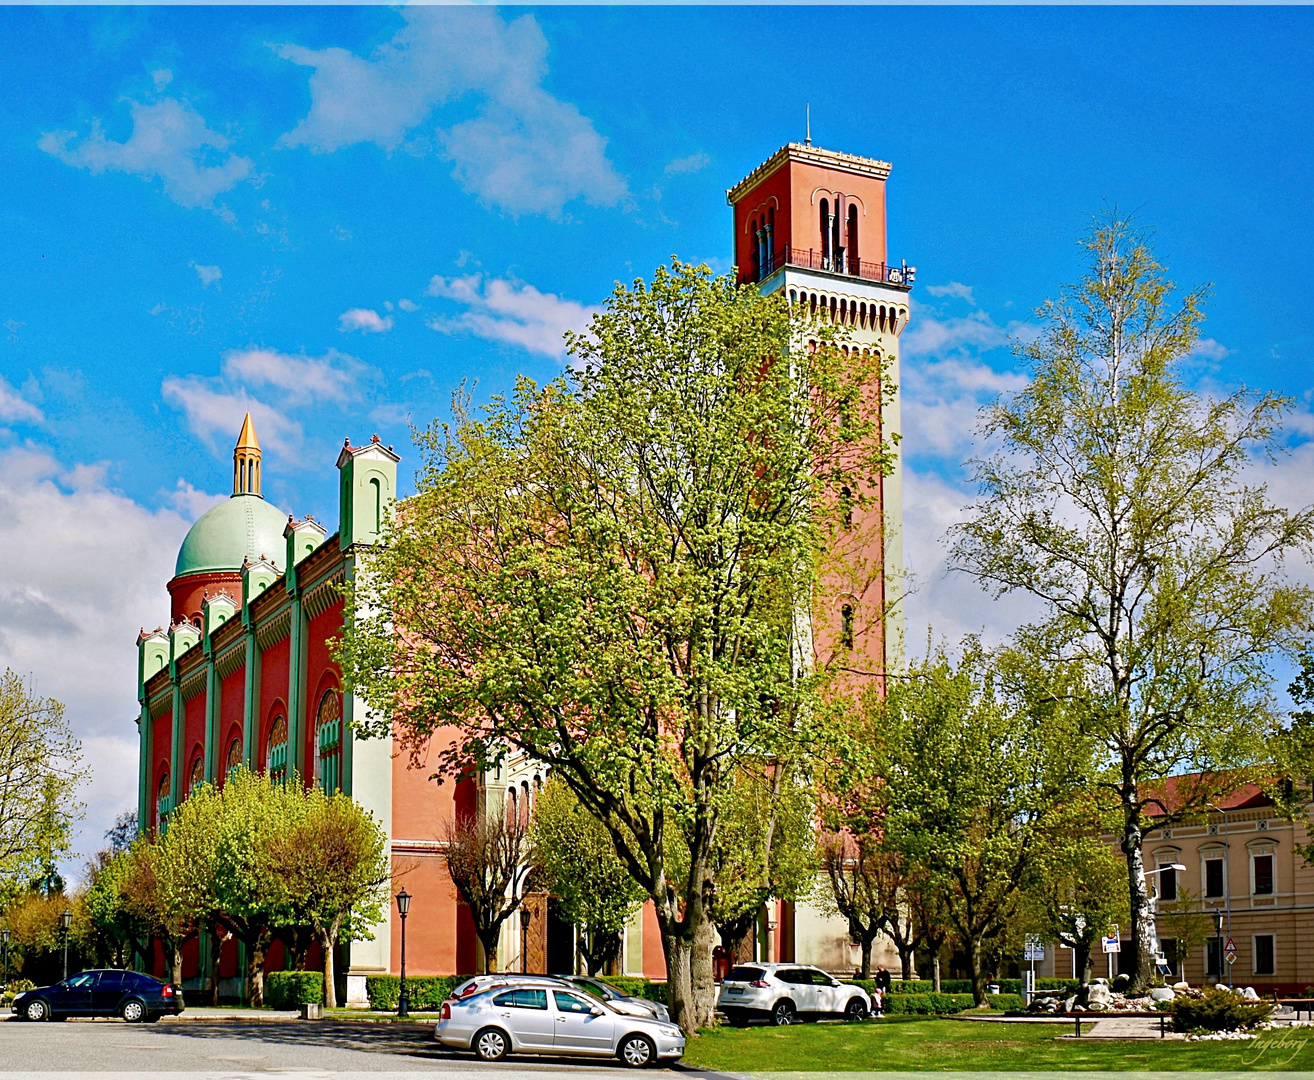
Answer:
498;1011;511;1017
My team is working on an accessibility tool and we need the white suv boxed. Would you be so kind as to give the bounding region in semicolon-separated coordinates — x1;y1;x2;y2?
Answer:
717;963;872;1026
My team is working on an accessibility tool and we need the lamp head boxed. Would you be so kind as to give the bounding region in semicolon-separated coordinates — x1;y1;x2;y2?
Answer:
1212;911;1223;933
1;928;8;943
1168;863;1186;873
60;909;72;931
396;888;410;917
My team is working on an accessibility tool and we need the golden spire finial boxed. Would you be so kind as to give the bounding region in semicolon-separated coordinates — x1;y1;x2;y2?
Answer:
233;412;263;497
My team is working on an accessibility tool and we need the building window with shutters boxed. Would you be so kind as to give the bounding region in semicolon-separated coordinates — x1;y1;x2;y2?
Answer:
267;714;288;784
1254;934;1276;976
315;689;342;795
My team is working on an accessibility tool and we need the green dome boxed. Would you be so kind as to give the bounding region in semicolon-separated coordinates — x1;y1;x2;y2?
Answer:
174;495;289;578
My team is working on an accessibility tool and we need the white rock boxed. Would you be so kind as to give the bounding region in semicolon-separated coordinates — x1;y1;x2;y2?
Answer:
1150;987;1175;1002
1172;981;1191;991
1242;987;1260;1001
1087;982;1113;1005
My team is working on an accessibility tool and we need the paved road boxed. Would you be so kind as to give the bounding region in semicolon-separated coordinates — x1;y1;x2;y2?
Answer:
0;1018;715;1078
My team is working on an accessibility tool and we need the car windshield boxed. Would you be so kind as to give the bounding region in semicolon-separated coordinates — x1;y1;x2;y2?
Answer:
572;978;620;1000
725;966;765;982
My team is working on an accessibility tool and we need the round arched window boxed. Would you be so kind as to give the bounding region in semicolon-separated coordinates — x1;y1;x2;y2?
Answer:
189;755;204;794
267;714;288;782
315;690;342;795
225;737;243;777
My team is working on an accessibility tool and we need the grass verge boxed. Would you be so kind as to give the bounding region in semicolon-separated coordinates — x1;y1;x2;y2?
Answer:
680;1018;1314;1072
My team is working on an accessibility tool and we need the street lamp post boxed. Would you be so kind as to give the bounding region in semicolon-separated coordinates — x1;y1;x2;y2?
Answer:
1143;863;1187;978
60;909;72;981
396;889;411;1019
1207;802;1233;989
1212;911;1224;986
2;927;10;988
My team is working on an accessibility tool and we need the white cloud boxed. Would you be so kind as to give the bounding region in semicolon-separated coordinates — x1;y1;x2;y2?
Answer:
274;8;627;218
425;273;597;360
0;376;43;424
166;478;226;520
925;282;976;304
220;346;363;405
40;97;254;209
665;152;710;176
338;308;394;334
151;68;173;91
191;262;222;288
398;298;419;312
5;319;26;340
1191;337;1231;362
0;447;197;869
161;378;304;459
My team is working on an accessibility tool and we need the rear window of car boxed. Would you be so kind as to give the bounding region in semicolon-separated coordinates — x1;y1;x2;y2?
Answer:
493;988;548;1010
725;967;764;983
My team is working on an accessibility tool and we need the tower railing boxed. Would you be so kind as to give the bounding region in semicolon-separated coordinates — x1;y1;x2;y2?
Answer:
745;246;915;288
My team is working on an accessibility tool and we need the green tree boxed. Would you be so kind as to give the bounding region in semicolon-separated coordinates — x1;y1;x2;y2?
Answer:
0;671;83;904
709;764;815;967
529;776;645;975
442;807;530;975
816;831;889;979
262;787;389;1007
950;215;1314;988
338;260;893;1031
1019;820;1127;986
870;645;1086;1004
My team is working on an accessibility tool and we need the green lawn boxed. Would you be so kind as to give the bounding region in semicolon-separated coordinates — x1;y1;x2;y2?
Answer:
680;1018;1314;1072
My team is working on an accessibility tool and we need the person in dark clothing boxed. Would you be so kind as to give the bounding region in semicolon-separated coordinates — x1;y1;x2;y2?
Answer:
875;967;892;993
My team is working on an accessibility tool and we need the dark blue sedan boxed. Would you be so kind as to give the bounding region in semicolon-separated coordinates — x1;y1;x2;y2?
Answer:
11;969;185;1022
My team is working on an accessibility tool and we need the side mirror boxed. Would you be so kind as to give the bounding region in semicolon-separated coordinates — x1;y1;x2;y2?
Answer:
590;1004;605;1016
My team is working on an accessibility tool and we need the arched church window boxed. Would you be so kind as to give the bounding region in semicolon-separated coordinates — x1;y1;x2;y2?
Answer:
370;477;382;535
315;689;343;796
841;604;854;650
267;714;288;784
156;773;171;833
225;737;243;778
188;754;204;795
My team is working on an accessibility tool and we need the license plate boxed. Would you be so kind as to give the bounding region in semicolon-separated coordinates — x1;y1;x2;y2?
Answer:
725;987;743;995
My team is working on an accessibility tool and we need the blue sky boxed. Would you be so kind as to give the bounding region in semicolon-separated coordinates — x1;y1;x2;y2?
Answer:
2;5;1313;863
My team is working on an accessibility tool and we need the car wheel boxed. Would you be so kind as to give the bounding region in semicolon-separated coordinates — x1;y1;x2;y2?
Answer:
122;999;147;1023
771;999;796;1026
24;999;49;1022
619;1033;656;1068
473;1027;509;1062
844;998;869;1022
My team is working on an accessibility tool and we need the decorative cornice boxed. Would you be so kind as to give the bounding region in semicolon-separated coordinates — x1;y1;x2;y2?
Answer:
214;643;246;680
181;665;207;700
304;566;346;621
727;142;892;206
149;691;173;719
255;605;292;649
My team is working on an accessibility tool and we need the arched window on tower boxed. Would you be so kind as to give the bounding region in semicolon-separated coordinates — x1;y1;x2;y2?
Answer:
370;477;382;535
841;604;855;650
267;714;288;784
749;216;761;281
819;199;830;266
765;207;775;274
848;204;860;271
507;786;519;826
315;688;342;795
832;204;844;273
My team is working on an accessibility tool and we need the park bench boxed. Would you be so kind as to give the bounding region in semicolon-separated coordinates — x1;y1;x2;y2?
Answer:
1061;1009;1171;1038
1276;998;1314;1021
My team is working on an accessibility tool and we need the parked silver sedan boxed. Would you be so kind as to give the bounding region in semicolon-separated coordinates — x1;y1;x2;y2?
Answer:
436;981;685;1067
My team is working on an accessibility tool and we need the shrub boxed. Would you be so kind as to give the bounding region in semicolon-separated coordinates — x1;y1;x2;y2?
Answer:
265;970;324;1009
882;991;976;1015
600;976;667;1004
987;993;1024;1011
1173;988;1273;1033
365;975;466;1012
1;978;35;1005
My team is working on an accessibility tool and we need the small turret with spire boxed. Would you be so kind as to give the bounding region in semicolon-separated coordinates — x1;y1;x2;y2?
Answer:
233;412;262;498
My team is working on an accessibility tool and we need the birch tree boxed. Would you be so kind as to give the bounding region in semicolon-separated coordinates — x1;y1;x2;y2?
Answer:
951;215;1314;988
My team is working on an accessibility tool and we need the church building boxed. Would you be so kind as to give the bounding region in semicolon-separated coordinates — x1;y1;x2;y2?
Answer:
135;140;913;999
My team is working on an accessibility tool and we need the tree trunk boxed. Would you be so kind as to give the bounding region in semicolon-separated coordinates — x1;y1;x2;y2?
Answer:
170;939;184;987
659;923;696;1034
859;934;873;979
967;936;986;1006
932;954;941;993
247;930;269;1007
208;927;223;1005
478;928;501;974
1119;781;1155;991
897;944;914;982
1077;942;1092;986
320;923;340;1008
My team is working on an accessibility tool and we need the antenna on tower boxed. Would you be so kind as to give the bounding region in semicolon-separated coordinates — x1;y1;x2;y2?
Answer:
805;104;811;146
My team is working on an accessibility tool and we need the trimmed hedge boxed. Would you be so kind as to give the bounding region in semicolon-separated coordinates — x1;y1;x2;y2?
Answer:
883;991;976;1015
987;993;1024;1012
883;978;1079;995
266;970;324;1009
365;975;466;1011
599;976;667;1005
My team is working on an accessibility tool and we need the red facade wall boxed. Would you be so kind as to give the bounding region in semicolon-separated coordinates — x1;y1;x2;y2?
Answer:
391;853;463;975
218;664;246;781
151;710;172;828
258;635;290;770
167;572;241;627
305;599;345;770
183;689;206;794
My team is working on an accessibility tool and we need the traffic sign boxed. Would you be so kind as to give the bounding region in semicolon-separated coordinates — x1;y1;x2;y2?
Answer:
1102;925;1121;954
1225;937;1237;965
1024;937;1045;961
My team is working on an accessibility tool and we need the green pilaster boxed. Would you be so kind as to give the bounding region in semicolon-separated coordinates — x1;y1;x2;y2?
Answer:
203;662;218;782
243;632;260;770
169;677;183;806
137;706;150;833
287;595;305;778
